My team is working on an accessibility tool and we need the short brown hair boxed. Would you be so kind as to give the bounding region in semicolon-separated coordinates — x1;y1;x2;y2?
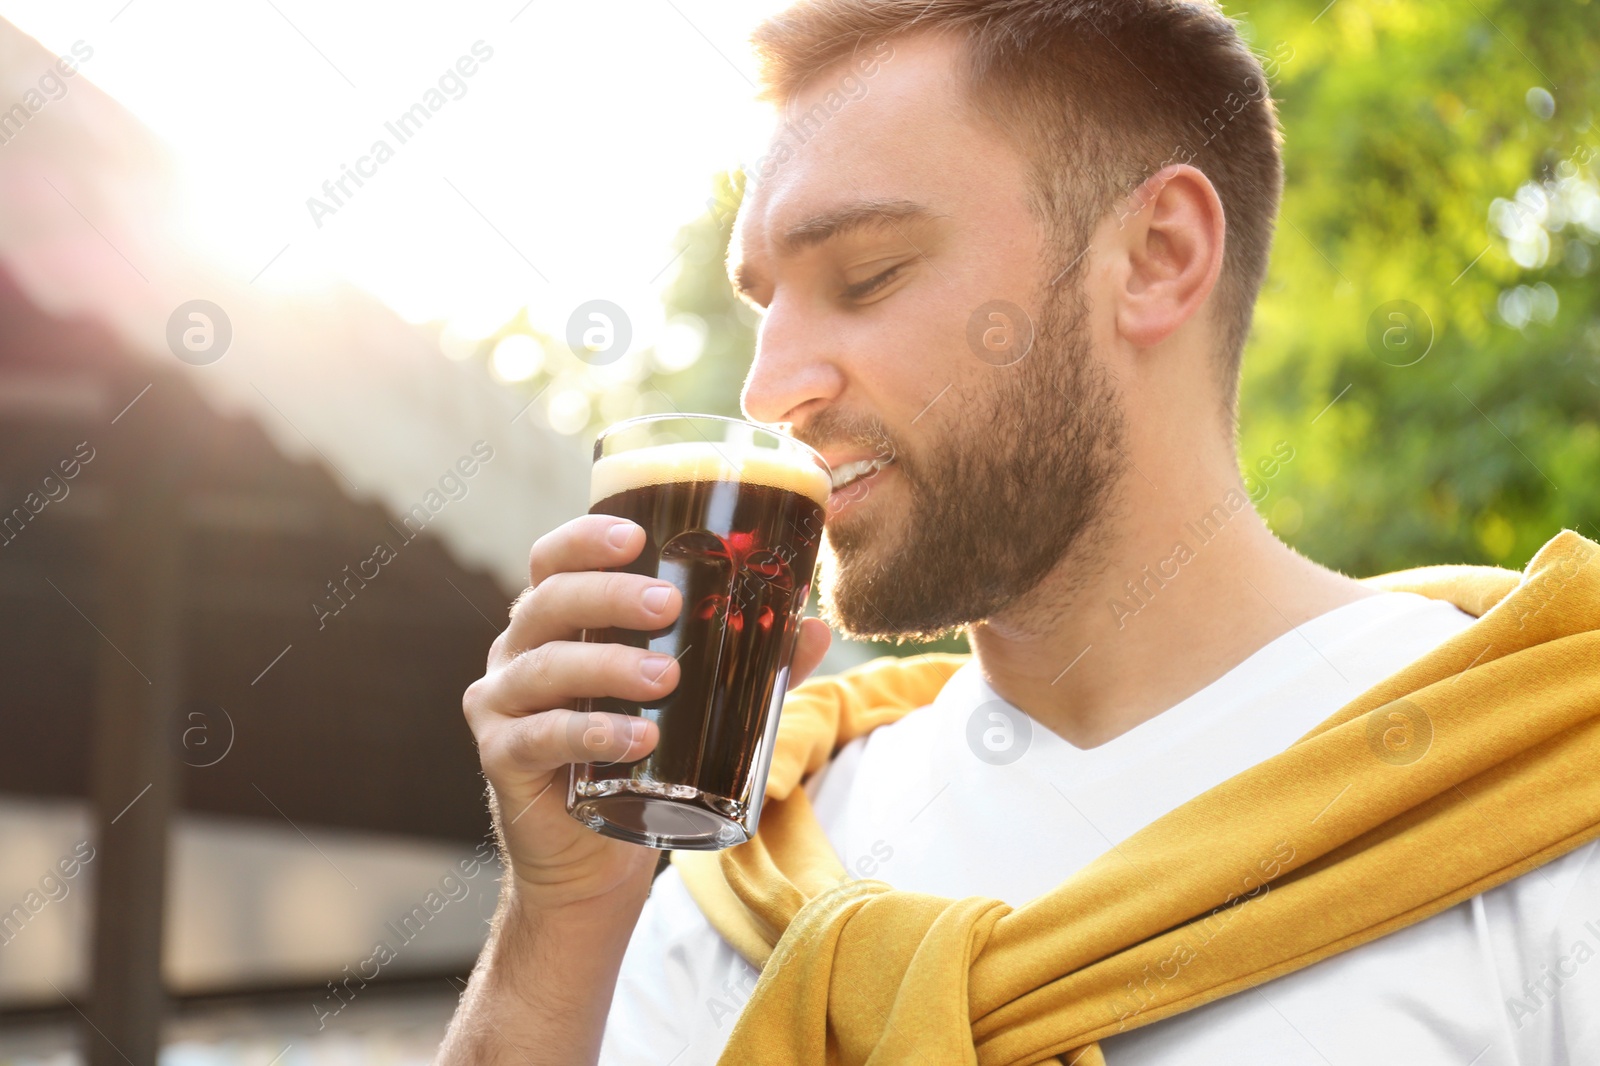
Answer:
750;0;1283;427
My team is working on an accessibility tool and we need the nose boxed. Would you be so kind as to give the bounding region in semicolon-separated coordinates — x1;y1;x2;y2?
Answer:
739;297;844;427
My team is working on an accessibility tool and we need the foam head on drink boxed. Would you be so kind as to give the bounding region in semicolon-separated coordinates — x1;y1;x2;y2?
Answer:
571;439;831;848
589;440;831;509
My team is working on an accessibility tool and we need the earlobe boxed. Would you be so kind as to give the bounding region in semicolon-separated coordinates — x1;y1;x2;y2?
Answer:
1114;165;1226;349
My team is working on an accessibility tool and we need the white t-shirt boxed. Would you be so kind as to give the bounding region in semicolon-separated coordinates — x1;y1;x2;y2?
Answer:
601;591;1600;1065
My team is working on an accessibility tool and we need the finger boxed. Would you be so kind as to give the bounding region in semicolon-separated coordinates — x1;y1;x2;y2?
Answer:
465;639;681;723
789;616;833;688
528;514;646;589
498;570;681;662
481;709;660;783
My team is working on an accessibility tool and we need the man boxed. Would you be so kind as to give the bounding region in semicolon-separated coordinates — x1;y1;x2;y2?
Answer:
441;1;1600;1063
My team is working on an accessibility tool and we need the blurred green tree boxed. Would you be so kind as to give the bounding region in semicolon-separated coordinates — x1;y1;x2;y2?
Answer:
645;169;763;421
1234;0;1600;575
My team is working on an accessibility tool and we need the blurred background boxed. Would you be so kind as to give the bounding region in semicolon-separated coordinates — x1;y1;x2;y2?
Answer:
0;0;1595;1063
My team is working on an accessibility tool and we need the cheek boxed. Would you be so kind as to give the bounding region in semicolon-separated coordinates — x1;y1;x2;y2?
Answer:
851;287;975;418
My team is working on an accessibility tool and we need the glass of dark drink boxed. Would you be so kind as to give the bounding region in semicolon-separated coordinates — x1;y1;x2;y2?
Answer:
566;414;832;850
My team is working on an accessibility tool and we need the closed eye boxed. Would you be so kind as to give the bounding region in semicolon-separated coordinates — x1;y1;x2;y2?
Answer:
841;263;906;302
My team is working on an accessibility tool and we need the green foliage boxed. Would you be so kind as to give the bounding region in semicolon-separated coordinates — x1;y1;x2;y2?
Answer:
1233;0;1600;575
649;170;763;420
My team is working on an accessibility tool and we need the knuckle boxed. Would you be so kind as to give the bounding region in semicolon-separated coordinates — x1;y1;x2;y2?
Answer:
482;728;531;782
462;677;488;723
517;643;555;689
577;712;629;762
598;642;638;684
527;536;552;585
529;517;584;584
568;711;605;761
564;710;618;765
508;585;536;621
489;712;552;775
600;570;633;606
477;728;511;776
521;708;561;759
510;580;545;627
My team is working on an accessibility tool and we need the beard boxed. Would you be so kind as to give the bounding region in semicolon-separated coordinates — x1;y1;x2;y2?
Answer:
804;274;1127;642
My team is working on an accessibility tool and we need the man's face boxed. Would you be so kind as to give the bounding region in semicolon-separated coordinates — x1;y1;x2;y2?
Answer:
730;34;1127;641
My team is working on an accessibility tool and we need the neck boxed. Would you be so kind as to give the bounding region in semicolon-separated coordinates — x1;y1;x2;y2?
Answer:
967;434;1378;750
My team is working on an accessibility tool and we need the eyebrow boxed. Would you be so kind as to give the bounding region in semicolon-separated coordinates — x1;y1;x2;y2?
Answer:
778;198;933;254
729;198;935;301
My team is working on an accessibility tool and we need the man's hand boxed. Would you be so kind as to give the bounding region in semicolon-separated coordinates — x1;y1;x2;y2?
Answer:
465;513;833;907
463;514;685;910
442;513;832;1065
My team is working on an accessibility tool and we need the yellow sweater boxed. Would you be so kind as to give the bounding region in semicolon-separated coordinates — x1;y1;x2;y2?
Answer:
672;528;1600;1065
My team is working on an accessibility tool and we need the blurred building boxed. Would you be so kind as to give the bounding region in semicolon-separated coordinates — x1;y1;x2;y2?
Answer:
0;15;591;1065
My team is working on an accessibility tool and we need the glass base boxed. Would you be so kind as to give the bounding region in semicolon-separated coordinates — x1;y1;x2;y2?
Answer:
569;781;751;850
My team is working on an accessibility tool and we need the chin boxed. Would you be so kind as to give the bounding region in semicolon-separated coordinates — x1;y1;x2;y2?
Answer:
815;536;885;639
815;533;968;644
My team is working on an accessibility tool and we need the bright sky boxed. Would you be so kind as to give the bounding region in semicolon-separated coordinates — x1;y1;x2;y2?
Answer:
0;0;790;346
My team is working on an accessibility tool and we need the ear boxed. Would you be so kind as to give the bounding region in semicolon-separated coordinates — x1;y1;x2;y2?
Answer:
1111;164;1226;349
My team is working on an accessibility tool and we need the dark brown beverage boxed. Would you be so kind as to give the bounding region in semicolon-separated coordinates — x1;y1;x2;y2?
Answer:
568;440;830;849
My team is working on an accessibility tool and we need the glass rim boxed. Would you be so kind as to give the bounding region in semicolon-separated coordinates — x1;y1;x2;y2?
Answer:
594;412;830;474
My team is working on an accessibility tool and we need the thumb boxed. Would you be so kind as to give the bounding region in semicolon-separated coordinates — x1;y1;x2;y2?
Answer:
788;616;833;688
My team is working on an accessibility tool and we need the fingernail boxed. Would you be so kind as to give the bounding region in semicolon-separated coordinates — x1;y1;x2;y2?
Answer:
607;522;635;549
629;719;647;741
642;585;671;613
640;654;673;682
